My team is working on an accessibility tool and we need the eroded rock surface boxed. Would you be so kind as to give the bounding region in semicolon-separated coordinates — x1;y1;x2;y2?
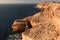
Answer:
11;2;60;40
22;2;60;40
12;16;32;32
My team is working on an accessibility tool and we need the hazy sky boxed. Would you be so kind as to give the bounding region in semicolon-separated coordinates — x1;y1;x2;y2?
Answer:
0;0;60;4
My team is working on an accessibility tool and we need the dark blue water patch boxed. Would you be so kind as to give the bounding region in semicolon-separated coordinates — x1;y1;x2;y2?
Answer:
0;4;41;40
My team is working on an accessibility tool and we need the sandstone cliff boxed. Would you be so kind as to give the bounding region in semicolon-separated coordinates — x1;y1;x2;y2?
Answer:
12;2;60;40
22;2;60;40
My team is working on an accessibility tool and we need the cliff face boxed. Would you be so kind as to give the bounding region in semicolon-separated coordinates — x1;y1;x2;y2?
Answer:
22;2;60;40
11;2;60;40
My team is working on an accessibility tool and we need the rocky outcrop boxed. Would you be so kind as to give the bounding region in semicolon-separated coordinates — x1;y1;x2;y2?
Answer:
11;2;60;40
22;2;60;40
12;16;32;32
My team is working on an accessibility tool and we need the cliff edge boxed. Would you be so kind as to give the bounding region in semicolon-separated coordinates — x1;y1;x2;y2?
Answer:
22;2;60;40
11;2;60;40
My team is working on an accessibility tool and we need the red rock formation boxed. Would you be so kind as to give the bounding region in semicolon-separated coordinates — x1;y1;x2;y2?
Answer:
12;19;26;32
12;16;32;32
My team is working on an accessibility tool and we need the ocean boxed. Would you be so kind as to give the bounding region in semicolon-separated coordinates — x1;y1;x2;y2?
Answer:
0;4;40;40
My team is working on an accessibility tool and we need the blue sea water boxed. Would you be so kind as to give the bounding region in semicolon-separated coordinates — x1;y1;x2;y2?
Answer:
0;4;40;40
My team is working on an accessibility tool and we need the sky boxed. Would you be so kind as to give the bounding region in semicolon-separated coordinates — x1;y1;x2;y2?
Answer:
0;0;60;4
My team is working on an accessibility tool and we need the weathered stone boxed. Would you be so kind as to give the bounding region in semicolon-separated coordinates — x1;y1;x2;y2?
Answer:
11;2;60;40
22;2;60;40
12;16;32;32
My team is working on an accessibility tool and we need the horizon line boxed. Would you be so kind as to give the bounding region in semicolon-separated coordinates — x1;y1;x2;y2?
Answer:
0;2;38;4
